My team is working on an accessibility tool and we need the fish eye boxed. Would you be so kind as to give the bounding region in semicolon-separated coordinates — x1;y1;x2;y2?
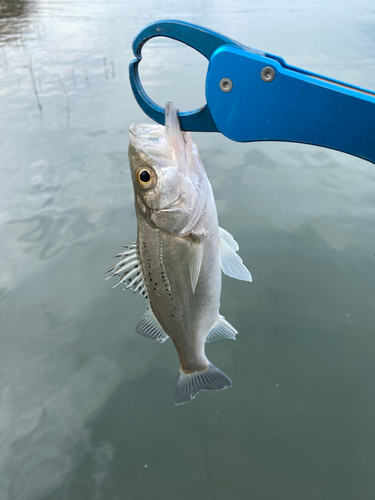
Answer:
140;170;150;183
136;166;156;189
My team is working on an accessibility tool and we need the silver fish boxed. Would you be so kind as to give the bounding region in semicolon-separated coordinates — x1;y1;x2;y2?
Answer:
107;102;251;405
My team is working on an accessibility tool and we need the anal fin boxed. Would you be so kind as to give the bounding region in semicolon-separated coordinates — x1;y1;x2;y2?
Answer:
206;315;238;342
136;306;169;343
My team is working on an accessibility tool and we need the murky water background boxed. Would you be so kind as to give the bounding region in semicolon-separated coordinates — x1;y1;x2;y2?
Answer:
1;0;375;499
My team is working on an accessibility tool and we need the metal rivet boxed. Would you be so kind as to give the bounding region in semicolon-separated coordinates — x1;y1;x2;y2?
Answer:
219;78;233;92
261;67;275;82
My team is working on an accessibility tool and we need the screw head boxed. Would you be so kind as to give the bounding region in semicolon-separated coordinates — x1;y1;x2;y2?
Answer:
219;78;233;92
261;67;275;82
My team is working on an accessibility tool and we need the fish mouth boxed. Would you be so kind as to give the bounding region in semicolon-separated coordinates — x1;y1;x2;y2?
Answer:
129;121;177;163
129;102;183;157
129;123;164;150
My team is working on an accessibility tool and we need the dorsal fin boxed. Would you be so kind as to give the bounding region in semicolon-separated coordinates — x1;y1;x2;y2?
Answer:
218;227;252;282
136;306;169;343
105;242;147;298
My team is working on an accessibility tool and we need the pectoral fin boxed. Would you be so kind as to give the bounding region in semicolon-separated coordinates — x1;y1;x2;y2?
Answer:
189;234;204;293
219;227;252;282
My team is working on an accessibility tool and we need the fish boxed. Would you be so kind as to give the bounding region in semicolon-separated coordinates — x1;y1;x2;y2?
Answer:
106;102;252;405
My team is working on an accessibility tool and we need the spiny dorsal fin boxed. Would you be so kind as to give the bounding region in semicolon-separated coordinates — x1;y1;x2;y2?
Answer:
189;234;204;293
218;227;252;282
105;242;147;298
206;315;238;342
136;306;169;343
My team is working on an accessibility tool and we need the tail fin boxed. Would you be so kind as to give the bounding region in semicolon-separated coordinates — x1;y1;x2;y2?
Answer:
175;363;232;405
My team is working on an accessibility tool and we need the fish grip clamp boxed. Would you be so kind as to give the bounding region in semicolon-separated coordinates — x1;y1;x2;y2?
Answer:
129;19;250;132
130;20;375;164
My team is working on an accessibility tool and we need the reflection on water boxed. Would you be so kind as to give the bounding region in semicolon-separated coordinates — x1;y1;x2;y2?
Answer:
1;0;375;499
0;0;36;39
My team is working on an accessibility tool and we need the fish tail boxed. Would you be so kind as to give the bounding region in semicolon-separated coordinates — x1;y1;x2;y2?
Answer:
175;363;232;405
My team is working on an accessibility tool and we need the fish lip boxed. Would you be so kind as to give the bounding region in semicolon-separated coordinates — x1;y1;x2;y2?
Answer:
139;195;188;221
157;193;188;212
150;204;191;225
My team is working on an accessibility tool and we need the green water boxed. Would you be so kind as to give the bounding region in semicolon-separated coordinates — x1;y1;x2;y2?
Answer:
1;0;375;499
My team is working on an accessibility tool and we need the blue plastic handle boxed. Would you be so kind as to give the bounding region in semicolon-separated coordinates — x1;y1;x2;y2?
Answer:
130;20;375;164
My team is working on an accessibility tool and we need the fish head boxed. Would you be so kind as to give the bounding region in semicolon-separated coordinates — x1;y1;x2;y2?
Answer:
128;102;209;236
